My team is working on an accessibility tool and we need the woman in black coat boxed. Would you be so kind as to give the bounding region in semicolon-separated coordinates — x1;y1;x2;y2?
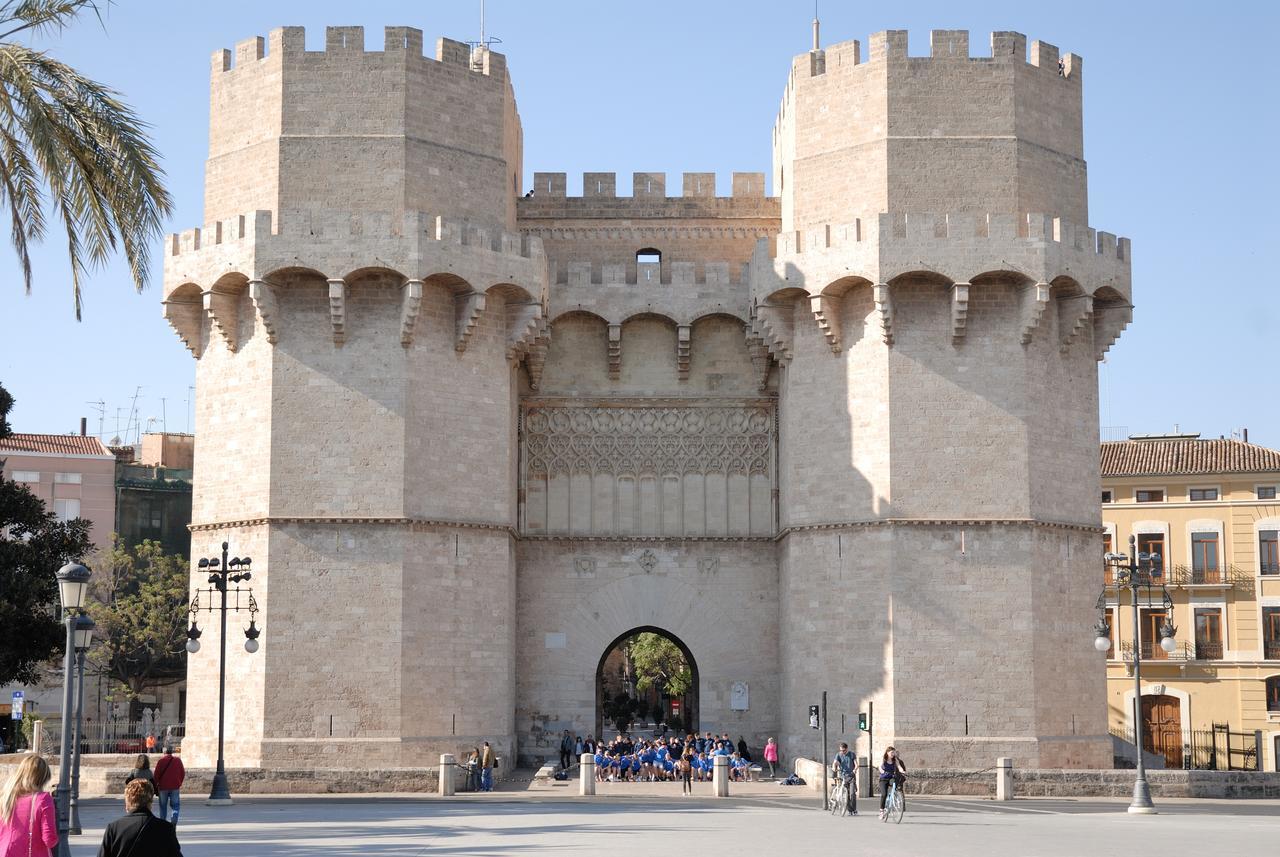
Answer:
98;780;182;857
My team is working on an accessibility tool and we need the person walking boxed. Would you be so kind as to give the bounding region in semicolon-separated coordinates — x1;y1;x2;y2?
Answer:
152;746;186;827
763;738;779;779
559;730;573;771
0;754;58;857
97;780;183;857
832;741;858;815
126;754;152;787
679;750;693;795
480;741;496;792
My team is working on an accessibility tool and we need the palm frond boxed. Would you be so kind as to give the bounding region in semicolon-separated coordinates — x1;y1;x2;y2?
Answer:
0;2;103;42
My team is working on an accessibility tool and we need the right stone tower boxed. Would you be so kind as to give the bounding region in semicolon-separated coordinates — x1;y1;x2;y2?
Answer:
762;30;1131;767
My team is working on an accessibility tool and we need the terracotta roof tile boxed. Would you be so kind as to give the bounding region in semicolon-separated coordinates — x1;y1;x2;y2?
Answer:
0;433;113;456
1101;438;1280;477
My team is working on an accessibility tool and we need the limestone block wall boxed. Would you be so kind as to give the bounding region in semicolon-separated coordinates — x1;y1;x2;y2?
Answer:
514;539;779;766
774;30;1087;232
206;27;521;229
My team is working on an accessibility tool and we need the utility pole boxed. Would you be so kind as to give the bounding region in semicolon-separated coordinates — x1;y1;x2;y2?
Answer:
821;690;829;809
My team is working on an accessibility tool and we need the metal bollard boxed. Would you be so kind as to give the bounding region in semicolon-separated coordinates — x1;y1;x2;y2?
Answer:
996;757;1013;801
713;754;729;797
580;752;595;796
440;754;455;796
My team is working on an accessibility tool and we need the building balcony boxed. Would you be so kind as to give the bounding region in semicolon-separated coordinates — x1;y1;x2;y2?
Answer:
1261;562;1279;576
1169;564;1248;589
1119;640;1193;663
1265;641;1280;661
1194;641;1224;661
1103;565;1172;588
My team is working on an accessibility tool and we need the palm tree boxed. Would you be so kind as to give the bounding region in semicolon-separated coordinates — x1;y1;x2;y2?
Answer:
0;1;171;319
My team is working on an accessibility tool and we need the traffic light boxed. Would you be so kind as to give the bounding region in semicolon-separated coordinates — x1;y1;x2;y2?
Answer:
809;705;820;729
858;712;868;732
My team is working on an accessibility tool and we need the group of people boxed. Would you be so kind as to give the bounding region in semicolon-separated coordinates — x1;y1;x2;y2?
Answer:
0;751;185;857
559;730;772;788
829;744;908;820
464;742;498;792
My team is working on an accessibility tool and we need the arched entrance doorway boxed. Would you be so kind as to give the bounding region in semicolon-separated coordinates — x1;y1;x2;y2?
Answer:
595;626;698;739
1141;694;1182;768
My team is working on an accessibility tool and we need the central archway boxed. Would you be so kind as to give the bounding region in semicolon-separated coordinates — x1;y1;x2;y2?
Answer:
595;626;699;739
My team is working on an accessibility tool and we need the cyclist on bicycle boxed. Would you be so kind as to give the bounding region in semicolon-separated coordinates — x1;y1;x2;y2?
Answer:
878;746;907;820
831;742;858;815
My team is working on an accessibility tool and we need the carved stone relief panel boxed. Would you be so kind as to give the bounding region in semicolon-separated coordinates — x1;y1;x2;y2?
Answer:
520;399;776;537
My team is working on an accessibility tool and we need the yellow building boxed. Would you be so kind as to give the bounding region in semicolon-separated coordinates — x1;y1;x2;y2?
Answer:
1101;434;1280;772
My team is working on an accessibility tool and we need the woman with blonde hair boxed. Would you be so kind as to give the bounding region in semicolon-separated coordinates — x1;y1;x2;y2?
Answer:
0;753;58;857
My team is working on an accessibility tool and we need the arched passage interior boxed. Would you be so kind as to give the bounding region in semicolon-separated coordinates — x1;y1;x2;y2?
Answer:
595;626;699;739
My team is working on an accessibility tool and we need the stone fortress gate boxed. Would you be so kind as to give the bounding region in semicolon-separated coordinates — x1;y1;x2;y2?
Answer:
164;25;1131;772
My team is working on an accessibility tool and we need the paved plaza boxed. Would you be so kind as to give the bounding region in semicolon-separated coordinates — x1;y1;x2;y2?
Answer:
66;792;1278;856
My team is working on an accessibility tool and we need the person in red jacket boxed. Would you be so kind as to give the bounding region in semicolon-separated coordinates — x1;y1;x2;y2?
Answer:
152;746;186;827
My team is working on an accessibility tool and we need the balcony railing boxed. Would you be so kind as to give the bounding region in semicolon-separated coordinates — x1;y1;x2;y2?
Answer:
1194;641;1224;661
1264;641;1280;661
1261;562;1279;576
1103;565;1170;587
1119;640;1193;662
1169;564;1249;588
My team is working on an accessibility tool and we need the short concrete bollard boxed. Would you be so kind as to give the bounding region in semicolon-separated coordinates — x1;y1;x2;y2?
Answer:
440;754;455;796
713;754;729;797
996;756;1013;801
580;752;595;796
859;756;871;798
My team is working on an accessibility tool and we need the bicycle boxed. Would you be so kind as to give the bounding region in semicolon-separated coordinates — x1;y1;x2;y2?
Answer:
880;777;905;824
828;775;850;817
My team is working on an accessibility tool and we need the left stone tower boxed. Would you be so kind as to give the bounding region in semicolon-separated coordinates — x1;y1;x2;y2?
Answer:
162;26;546;769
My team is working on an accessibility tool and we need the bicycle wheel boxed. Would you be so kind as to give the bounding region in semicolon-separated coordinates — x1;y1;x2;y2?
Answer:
892;785;905;824
880;784;891;822
838;783;849;817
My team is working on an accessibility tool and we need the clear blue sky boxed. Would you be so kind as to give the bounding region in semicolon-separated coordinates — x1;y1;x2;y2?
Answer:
1;1;1276;447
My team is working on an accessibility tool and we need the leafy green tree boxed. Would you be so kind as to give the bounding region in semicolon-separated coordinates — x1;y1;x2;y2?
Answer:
627;632;692;698
85;537;189;699
0;1;172;318
0;382;92;685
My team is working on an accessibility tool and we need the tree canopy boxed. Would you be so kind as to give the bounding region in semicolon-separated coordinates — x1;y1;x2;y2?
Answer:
627;632;692;698
0;381;92;685
0;1;172;317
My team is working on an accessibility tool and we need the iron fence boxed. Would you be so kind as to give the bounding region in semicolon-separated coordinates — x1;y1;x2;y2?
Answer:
1189;725;1259;771
41;720;184;756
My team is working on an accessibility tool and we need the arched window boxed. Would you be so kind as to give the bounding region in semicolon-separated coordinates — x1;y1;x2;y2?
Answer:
636;248;661;283
1267;676;1280;713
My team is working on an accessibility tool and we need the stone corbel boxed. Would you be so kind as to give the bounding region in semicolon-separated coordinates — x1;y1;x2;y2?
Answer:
248;280;278;345
1020;282;1051;344
1092;302;1133;361
752;301;793;363
1058;294;1094;352
607;324;622;379
454;290;487;353
525;317;552;390
204;288;240;352
399;280;424;347
744;331;773;392
950;283;970;343
327;279;346;346
505;301;543;361
872;284;893;345
163;297;203;358
676;325;691;379
809;293;843;353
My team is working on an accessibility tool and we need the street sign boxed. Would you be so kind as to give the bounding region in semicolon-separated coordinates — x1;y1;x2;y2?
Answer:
10;691;23;721
671;700;681;716
809;704;820;729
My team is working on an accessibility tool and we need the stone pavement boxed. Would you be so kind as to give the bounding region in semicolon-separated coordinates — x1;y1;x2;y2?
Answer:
66;792;1278;856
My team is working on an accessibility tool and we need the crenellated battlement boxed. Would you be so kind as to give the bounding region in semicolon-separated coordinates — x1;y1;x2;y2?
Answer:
211;26;507;79
525;172;768;201
548;257;749;329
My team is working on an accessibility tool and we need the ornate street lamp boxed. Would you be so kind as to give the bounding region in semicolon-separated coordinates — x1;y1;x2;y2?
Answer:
53;562;91;857
68;614;95;835
1097;535;1177;815
186;542;260;805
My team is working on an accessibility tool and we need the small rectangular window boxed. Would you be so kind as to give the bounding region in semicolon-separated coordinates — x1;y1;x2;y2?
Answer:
1194;608;1223;660
1191;532;1220;580
54;472;82;484
52;498;80;521
1261;530;1279;575
1189;488;1218;501
9;470;39;483
1136;489;1164;503
1101;490;1113;503
1259;486;1277;500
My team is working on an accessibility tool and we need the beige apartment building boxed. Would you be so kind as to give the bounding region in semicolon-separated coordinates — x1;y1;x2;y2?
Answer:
1101;435;1280;771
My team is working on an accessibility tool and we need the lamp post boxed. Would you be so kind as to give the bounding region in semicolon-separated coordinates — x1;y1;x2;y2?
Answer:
186;541;259;805
1097;534;1177;815
68;614;95;835
53;562;91;857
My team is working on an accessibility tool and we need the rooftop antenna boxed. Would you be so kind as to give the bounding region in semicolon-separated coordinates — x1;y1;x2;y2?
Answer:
86;399;105;440
812;1;820;52
469;0;502;70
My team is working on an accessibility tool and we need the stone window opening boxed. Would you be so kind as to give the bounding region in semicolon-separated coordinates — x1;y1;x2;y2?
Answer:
636;248;661;283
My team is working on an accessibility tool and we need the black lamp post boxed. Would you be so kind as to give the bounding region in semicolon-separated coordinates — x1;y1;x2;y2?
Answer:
1097;534;1177;815
53;562;91;857
68;613;95;835
186;541;259;805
